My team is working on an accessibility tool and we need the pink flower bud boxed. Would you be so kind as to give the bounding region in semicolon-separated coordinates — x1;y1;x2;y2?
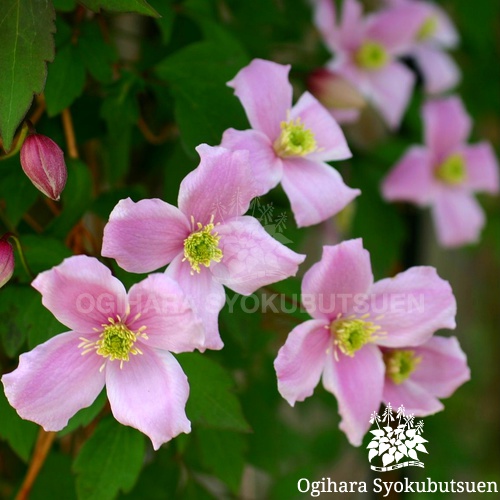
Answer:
308;69;366;111
0;239;14;289
20;134;68;201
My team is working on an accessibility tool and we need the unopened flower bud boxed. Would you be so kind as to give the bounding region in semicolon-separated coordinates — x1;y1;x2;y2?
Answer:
20;134;67;201
308;69;366;111
0;238;14;289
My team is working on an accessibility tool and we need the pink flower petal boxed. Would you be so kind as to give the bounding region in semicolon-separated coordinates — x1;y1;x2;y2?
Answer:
381;146;435;206
227;59;292;140
412;336;470;399
431;189;485;247
313;0;339;53
462;142;500;194
369;267;456;348
301;240;373;321
106;348;191;450
2;331;105;431
337;0;365;51
383;378;443;416
165;254;226;351
367;62;415;129
127;274;204;353
412;45;460;95
211;216;305;296
178;145;257;225
102;198;189;273
365;3;428;54
274;319;330;405
322;343;385;446
32;255;128;334
220;128;283;195
290;91;352;162
423;96;471;160
433;4;459;48
280;157;360;227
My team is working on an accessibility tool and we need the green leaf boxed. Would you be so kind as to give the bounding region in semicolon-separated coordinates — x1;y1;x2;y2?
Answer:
177;353;250;432
196;429;246;494
45;43;86;117
60;390;107;436
79;22;117;84
30;452;77;500
0;384;38;462
0;0;55;151
73;417;145;500
148;0;175;44
155;32;249;153
78;0;159;17
46;158;93;237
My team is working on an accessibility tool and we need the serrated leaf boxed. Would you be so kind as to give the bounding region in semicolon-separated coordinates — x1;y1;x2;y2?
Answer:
0;386;38;462
416;443;428;454
73;417;145;500
382;453;394;467
78;0;159;17
177;353;250;432
0;0;55;151
155;32;249;153
368;449;378;462
45;43;86;117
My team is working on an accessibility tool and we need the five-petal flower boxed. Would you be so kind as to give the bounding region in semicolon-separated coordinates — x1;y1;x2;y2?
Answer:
102;144;306;350
382;96;499;247
2;255;204;450
274;238;456;445
221;58;359;227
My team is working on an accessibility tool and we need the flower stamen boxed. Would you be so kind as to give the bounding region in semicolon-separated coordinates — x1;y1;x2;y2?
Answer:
183;215;223;274
435;153;466;185
355;40;388;70
384;349;422;384
274;117;317;157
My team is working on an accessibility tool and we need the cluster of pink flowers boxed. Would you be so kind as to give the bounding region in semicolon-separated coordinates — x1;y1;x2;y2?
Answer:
2;0;494;450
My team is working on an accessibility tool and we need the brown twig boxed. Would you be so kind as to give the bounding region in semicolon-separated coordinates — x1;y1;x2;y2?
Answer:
61;109;79;159
15;429;56;500
137;117;177;145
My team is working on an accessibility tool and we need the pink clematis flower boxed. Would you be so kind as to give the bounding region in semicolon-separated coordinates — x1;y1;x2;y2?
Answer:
382;335;470;415
102;145;305;350
312;0;427;128
384;0;460;94
1;255;204;449
220;58;359;228
274;238;456;446
382;96;499;247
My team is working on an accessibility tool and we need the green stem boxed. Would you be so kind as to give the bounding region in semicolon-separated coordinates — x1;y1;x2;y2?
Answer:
0;122;29;161
8;234;33;280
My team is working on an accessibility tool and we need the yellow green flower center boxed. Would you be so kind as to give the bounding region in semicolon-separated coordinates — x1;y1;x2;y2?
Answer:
435;153;466;185
417;15;438;41
355;41;389;70
331;316;382;357
183;216;223;274
384;349;422;384
79;315;148;370
274;118;317;157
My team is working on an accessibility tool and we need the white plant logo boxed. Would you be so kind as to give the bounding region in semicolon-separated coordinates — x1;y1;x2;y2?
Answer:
367;403;429;472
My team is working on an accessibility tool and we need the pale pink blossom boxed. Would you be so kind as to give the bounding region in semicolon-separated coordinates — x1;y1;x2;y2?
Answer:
382;336;470;415
102;145;305;350
384;0;460;94
382;96;499;247
274;238;456;445
312;0;427;128
221;58;359;227
2;255;204;449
